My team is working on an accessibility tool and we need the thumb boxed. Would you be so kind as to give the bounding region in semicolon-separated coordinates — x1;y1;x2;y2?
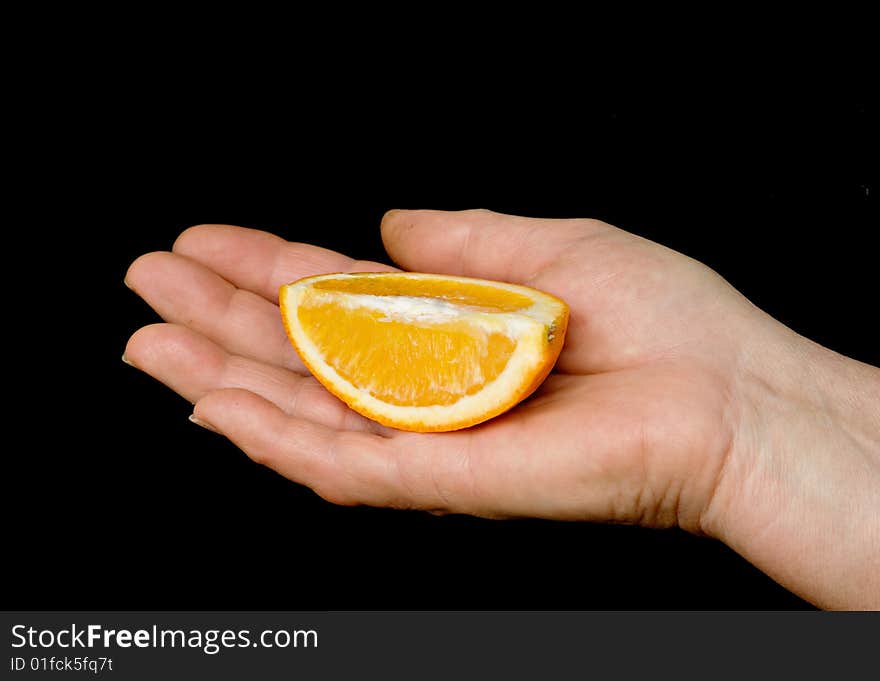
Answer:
380;209;606;284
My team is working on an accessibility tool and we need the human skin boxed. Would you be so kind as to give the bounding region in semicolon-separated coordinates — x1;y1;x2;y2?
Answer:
124;209;880;609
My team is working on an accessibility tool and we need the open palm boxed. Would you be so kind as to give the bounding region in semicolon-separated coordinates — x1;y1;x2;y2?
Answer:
125;209;758;531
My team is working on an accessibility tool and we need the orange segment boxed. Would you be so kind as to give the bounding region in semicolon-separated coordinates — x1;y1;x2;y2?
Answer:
279;272;569;432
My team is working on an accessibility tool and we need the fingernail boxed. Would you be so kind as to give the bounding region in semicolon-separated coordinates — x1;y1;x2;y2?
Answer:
123;277;133;290
189;414;220;434
121;353;134;366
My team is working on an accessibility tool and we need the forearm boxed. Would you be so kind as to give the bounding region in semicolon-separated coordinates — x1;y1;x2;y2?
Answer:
705;319;880;609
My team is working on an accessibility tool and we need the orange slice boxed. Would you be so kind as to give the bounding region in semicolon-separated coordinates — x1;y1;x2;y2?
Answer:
279;272;569;432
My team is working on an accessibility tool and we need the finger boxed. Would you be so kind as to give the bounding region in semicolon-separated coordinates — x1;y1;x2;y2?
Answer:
193;389;452;509
380;209;609;284
125;323;389;434
173;224;398;303
125;250;305;372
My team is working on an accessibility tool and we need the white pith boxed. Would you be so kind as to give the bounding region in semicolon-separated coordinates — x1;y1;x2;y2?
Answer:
281;273;564;428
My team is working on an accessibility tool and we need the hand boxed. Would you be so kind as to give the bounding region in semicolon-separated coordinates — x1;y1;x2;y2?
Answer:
124;209;880;609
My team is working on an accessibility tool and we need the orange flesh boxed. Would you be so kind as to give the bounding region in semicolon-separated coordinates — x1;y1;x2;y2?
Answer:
297;299;517;406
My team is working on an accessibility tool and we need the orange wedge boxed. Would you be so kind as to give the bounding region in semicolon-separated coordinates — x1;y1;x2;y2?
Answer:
279;272;569;432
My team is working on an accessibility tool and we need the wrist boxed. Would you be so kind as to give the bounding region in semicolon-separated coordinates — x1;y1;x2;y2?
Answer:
702;315;880;608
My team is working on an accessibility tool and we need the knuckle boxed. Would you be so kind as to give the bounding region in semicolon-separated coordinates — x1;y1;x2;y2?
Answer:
313;485;358;507
246;447;273;468
461;207;495;220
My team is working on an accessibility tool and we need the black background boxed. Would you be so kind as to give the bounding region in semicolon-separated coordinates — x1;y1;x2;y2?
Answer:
9;63;873;611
